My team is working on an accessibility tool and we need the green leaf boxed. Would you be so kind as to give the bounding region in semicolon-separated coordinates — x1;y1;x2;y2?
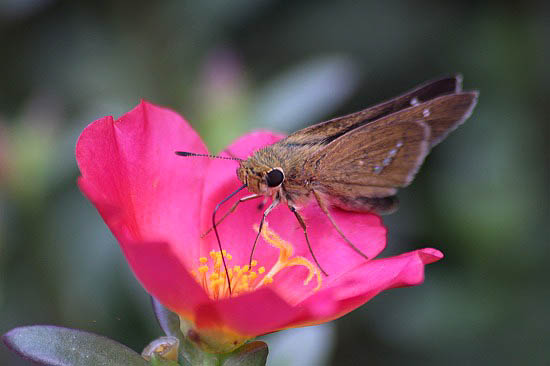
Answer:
222;341;268;366
2;325;149;366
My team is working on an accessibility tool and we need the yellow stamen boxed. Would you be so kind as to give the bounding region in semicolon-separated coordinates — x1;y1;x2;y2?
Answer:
198;265;209;273
191;222;321;299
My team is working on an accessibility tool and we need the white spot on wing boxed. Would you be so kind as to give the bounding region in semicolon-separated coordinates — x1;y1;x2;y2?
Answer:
423;108;431;117
411;97;420;106
372;140;405;174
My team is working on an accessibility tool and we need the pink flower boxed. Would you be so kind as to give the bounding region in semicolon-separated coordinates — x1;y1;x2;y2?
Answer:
76;101;443;353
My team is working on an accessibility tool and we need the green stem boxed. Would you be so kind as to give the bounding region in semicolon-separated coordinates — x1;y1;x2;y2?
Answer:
178;338;223;366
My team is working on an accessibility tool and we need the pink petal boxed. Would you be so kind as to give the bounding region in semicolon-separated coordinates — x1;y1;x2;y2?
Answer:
220;130;285;161
194;287;297;337
192;249;441;337
122;238;210;317
265;204;387;286
76;101;208;270
78;181;210;317
287;248;444;327
216;203;387;306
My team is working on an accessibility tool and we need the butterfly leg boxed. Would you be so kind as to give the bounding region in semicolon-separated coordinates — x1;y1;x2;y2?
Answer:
312;190;369;260
288;205;328;276
249;195;280;266
201;193;262;238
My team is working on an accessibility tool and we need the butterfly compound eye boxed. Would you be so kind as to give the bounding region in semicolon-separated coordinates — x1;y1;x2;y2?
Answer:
266;168;284;187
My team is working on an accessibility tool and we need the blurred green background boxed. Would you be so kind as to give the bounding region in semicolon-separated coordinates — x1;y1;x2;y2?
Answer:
1;1;548;365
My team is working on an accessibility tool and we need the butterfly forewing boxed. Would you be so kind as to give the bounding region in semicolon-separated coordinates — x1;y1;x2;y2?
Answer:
308;92;478;199
282;75;463;146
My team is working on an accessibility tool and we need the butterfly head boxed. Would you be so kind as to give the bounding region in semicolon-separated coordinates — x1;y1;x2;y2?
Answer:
237;159;285;195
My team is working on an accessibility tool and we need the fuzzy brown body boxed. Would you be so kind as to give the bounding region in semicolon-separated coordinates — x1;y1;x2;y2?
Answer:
237;75;478;215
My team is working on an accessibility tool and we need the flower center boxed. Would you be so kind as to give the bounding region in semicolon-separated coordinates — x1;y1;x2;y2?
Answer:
193;223;322;299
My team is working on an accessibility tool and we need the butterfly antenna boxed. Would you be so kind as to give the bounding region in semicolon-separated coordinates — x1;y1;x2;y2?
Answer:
175;151;243;162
